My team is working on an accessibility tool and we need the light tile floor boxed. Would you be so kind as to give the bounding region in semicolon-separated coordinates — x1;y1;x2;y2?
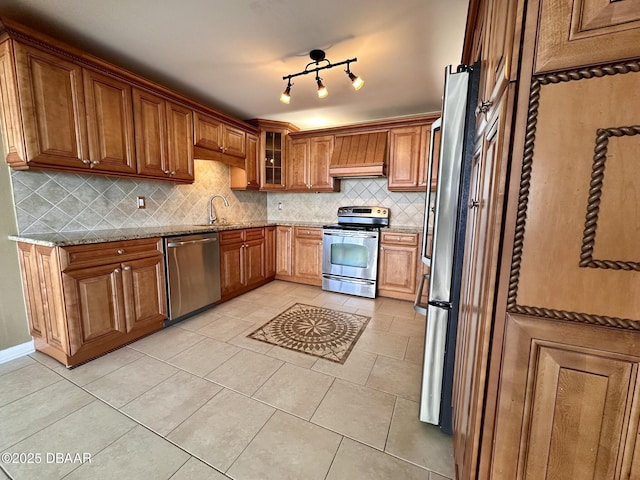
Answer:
0;281;454;480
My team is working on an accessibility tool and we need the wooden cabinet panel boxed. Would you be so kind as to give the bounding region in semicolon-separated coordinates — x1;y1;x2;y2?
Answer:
121;255;167;333
491;314;640;480
535;0;640;73
219;227;269;301
83;69;136;174
166;101;194;181
288;137;309;191
265;226;276;278
17;243;47;339
194;111;246;159
17;239;165;367
13;42;88;168
62;263;126;357
378;245;418;298
453;86;513;480
287;135;337;192
293;237;322;285
230;132;260;190
378;232;420;301
388;126;422;190
309;135;337;191
276;226;294;279
482;0;519;103
133;88;194;182
245;239;265;288
223;124;246;158
194;111;223;151
133;88;167;177
220;242;244;297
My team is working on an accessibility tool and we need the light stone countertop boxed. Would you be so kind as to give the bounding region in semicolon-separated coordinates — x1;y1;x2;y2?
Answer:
9;221;422;247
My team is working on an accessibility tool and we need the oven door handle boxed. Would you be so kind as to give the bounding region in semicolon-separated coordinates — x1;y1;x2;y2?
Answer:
322;275;375;285
323;232;378;239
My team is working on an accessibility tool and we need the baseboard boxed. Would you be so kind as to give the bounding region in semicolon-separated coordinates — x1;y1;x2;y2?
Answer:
0;340;35;364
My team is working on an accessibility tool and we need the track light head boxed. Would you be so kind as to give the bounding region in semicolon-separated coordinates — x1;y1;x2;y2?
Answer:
316;74;328;99
280;80;292;104
347;70;364;90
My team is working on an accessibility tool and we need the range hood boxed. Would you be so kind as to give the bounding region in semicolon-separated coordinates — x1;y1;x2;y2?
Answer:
329;132;388;177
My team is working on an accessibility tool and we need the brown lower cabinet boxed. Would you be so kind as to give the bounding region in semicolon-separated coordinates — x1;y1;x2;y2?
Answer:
275;226;322;286
219;227;274;302
292;227;323;286
377;231;423;301
17;238;166;367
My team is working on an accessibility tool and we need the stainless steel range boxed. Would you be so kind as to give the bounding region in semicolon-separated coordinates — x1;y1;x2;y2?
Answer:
322;206;389;298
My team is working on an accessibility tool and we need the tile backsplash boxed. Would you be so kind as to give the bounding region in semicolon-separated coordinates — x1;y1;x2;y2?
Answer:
267;178;427;228
9;163;427;234
10;161;267;234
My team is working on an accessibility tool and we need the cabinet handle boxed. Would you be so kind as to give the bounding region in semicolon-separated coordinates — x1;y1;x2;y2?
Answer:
123;266;131;271
117;249;124;255
114;268;121;273
469;200;480;209
475;100;492;115
163;170;170;175
91;160;100;165
81;159;90;165
170;171;176;176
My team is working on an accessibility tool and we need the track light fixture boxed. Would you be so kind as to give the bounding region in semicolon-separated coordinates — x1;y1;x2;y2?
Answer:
280;49;364;103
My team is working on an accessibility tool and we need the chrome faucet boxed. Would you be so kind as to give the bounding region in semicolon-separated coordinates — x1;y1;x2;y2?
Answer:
208;194;230;224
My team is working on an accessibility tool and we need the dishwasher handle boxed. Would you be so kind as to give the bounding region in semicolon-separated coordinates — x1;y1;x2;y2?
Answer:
166;237;218;248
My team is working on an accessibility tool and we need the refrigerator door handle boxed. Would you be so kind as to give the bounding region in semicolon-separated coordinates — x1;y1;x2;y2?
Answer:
428;300;452;310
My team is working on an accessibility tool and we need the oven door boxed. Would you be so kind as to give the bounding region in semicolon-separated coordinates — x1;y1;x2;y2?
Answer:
322;229;379;280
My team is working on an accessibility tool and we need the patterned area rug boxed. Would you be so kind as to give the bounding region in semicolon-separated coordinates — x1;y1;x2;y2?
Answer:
247;303;370;364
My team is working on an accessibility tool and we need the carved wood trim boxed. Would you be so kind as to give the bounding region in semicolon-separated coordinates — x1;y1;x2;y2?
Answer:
580;125;640;270
510;305;640;331
506;59;640;326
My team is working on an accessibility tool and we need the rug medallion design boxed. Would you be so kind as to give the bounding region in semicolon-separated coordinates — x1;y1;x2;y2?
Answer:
247;303;370;364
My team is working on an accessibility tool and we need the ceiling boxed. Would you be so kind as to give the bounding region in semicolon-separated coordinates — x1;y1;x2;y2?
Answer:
0;0;469;130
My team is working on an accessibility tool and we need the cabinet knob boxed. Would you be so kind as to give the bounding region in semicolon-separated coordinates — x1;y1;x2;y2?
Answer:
170;171;176;176
381;247;384;251
163;170;170;175
114;268;121;273
117;249;125;255
123;266;131;271
81;159;90;165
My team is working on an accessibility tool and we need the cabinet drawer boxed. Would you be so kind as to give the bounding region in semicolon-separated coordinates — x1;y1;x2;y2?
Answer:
220;230;244;244
381;232;419;246
244;228;265;241
294;226;322;239
59;238;163;271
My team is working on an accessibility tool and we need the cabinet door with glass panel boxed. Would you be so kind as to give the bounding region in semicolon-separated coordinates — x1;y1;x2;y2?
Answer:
260;129;286;190
254;120;299;190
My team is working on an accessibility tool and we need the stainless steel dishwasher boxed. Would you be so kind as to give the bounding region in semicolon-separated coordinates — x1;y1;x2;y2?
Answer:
164;232;221;325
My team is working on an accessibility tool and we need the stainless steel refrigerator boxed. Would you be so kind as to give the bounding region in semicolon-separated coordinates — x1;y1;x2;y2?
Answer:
415;63;480;434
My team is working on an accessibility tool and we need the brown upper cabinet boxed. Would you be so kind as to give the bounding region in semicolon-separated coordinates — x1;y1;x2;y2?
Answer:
193;111;247;161
3;41;90;171
251;119;299;191
0;18;257;184
230;132;260;190
84;68;137;174
132;88;194;182
388;116;440;192
287;135;340;192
